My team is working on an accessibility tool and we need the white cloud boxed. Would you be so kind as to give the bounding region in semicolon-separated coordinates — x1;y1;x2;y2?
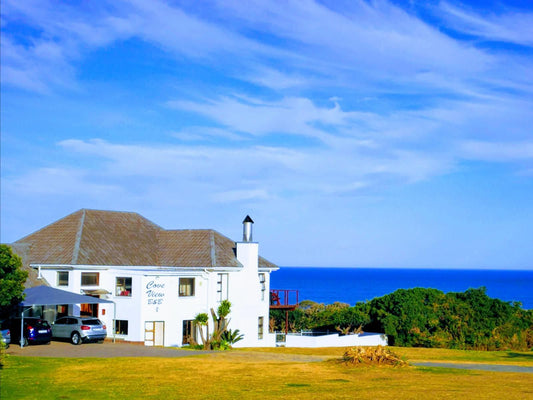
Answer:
459;140;533;162
2;0;533;266
3;167;122;197
439;1;533;46
212;189;271;203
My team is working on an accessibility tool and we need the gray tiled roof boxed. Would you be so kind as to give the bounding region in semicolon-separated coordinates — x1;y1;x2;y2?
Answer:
11;209;277;271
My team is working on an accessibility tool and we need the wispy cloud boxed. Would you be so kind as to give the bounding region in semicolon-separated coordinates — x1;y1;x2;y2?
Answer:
439;1;533;46
2;0;532;266
459;140;533;162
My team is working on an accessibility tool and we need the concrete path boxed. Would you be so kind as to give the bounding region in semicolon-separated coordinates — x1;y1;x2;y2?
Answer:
413;362;533;373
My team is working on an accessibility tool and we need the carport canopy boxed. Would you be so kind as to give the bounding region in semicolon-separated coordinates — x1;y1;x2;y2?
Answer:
21;285;114;306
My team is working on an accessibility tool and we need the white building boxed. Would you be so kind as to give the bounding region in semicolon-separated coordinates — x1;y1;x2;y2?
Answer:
11;209;278;347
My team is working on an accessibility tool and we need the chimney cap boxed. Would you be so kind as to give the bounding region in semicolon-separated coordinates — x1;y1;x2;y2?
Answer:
243;215;254;224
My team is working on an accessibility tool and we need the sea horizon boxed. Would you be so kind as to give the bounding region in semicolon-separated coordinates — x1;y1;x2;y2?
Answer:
271;266;533;310
282;265;533;271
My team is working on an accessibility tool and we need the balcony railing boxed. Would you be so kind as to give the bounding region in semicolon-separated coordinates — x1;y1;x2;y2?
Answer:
270;289;299;309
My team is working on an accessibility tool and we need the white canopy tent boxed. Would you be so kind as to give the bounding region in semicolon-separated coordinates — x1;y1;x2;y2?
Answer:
18;286;115;347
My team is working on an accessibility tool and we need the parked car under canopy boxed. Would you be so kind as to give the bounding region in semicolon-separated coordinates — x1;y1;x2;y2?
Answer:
16;286;115;348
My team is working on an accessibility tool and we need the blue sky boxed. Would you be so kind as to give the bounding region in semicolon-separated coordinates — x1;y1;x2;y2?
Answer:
1;0;532;269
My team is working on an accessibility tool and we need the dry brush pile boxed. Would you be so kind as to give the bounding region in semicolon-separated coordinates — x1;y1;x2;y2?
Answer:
342;346;408;367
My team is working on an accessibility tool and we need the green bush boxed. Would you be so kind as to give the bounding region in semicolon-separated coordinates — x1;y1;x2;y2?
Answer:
270;287;533;351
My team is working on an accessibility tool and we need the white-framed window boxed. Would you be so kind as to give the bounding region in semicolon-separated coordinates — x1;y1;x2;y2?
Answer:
259;273;266;301
179;278;195;297
81;272;99;286
258;316;264;339
115;277;132;296
217;273;228;302
114;320;128;335
57;271;69;286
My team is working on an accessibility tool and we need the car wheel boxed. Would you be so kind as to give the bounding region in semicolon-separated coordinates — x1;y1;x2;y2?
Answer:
71;332;82;345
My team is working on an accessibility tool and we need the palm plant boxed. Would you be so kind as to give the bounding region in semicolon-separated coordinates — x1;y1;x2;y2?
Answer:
193;313;209;350
221;329;244;346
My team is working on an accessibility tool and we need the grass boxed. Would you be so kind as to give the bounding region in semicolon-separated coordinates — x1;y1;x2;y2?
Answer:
239;346;533;366
1;347;533;399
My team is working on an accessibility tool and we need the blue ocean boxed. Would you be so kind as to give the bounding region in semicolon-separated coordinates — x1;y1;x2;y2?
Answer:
271;267;533;310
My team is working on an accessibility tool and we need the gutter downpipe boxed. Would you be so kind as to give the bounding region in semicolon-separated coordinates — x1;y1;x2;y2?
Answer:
113;302;116;343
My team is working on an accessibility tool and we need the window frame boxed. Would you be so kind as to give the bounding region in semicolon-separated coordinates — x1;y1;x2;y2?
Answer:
259;273;266;301
115;277;132;297
182;319;196;345
57;271;69;286
114;320;129;335
258;316;264;340
179;278;195;297
81;272;99;286
216;273;228;302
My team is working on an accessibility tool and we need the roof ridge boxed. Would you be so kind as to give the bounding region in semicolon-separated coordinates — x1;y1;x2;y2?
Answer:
210;230;216;268
71;209;86;264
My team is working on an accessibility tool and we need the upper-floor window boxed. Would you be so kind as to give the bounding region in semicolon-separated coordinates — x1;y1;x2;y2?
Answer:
81;272;99;286
259;273;266;301
116;277;132;296
217;273;228;302
179;278;195;297
57;271;69;286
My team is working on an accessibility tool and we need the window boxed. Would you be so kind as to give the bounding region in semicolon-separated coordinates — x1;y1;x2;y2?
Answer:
57;271;69;286
116;277;132;296
259;273;266;301
179;278;195;297
81;272;99;286
258;316;264;340
81;303;98;317
217;273;228;301
56;304;68;319
114;320;129;335
182;320;196;345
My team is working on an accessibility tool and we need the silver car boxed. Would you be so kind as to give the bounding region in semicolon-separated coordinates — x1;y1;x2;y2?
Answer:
52;316;107;345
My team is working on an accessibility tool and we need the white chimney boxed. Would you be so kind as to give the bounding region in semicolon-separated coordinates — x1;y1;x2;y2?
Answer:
242;215;254;242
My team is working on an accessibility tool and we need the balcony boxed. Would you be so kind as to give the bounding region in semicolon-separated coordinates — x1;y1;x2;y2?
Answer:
270;289;299;310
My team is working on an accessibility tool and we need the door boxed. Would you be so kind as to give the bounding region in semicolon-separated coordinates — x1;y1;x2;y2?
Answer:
144;321;165;346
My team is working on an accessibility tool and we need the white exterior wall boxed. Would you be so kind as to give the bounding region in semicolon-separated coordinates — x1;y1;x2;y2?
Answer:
229;242;271;348
38;263;273;348
284;333;388;348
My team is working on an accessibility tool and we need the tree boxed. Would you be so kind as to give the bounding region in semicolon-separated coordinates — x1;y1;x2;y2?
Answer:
193;312;209;349
193;300;235;350
0;245;28;317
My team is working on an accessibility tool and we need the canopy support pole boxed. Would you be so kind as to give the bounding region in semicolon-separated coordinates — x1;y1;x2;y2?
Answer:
19;306;31;348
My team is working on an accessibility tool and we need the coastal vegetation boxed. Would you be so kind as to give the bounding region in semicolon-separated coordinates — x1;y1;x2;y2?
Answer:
0;245;28;318
270;287;533;351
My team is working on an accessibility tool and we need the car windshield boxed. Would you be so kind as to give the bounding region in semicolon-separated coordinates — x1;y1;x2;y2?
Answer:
81;319;102;325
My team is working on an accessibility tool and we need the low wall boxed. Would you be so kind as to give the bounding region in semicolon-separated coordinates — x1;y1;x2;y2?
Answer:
232;332;277;348
282;332;388;348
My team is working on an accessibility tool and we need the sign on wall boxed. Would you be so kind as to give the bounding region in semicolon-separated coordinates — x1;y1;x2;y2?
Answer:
145;278;166;312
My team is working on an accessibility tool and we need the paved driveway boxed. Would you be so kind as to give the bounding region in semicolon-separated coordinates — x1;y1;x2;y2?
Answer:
6;340;210;358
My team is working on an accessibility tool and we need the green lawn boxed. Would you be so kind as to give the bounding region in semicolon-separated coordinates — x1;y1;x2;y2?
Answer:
1;347;533;399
